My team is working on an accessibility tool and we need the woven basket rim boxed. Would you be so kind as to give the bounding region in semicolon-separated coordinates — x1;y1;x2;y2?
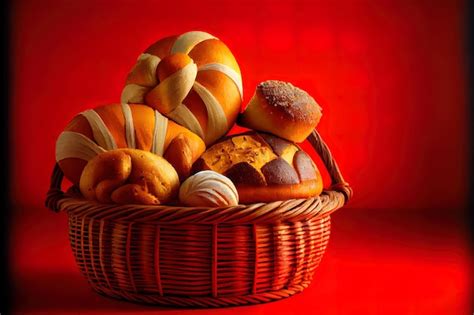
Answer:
57;188;344;224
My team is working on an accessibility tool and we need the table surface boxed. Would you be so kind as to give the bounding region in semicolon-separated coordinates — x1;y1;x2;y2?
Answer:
10;206;472;315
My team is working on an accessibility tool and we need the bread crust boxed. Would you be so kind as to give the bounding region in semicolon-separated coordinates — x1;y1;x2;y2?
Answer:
293;151;318;182
79;149;179;205
236;180;322;204
238;80;322;143
258;133;293;156
224;162;266;186
256;81;319;125
261;158;299;185
192;131;324;203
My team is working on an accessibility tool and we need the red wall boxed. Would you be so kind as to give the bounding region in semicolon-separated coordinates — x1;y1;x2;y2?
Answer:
11;0;468;211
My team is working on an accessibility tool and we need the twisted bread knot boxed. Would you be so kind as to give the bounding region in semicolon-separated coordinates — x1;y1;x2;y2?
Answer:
79;149;179;205
121;31;243;145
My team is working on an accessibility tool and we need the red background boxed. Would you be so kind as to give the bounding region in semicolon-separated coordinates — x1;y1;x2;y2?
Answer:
9;0;472;314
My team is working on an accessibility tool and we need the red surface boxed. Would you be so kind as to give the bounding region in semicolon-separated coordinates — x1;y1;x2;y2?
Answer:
9;0;472;314
11;208;472;314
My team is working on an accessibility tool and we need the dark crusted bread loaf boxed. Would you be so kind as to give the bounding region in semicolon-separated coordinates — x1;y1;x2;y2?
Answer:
191;131;323;203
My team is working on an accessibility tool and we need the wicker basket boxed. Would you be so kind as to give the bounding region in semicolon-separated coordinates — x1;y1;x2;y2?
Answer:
45;130;352;307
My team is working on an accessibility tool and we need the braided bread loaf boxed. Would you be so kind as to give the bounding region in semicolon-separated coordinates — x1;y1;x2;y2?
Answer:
121;31;243;145
56;103;205;184
192;132;323;203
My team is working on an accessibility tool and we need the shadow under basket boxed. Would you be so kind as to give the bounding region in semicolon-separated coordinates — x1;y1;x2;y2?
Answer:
45;130;352;308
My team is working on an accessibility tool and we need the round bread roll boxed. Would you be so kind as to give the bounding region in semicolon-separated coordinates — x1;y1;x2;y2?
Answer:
80;149;179;205
192;132;323;204
179;171;239;207
121;30;243;145
238;80;322;143
56;103;205;184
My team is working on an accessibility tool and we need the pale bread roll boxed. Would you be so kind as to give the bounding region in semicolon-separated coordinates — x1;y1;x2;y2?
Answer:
179;171;239;207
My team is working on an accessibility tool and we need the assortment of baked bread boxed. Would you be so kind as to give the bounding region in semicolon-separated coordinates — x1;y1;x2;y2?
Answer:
55;31;324;206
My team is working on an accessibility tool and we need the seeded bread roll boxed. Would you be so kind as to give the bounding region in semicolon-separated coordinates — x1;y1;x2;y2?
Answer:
192;132;323;203
238;80;322;143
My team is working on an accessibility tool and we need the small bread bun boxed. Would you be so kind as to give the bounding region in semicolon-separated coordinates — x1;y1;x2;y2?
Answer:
79;148;179;205
192;132;323;204
238;80;322;143
179;171;239;207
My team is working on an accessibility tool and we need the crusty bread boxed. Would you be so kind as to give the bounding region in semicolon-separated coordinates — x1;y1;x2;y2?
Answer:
238;80;322;143
121;31;243;145
80;149;179;205
56;103;205;184
191;132;323;203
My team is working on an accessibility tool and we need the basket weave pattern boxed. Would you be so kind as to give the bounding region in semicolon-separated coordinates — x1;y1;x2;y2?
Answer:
46;130;352;307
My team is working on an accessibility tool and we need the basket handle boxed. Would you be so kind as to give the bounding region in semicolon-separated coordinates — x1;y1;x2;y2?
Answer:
45;163;66;212
307;130;353;203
